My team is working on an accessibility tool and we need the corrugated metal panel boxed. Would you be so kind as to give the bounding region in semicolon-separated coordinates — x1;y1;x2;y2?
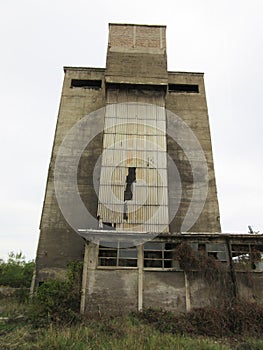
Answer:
137;123;145;135
156;121;165;135
136;104;146;119
115;133;126;148
157;151;167;168
105;103;116;118
126;121;138;135
156;135;166;150
99;167;112;184
101;149;114;166
146;168;157;185
103;133;115;149
98;202;123;222
136;168;145;182
98;185;111;204
133;184;147;205
112;185;125;201
115;122;127;134
111;166;126;184
145;187;158;205
157;169;168;186
116;101;127;118
127;103;137;119
98;88;169;231
104;117;116;130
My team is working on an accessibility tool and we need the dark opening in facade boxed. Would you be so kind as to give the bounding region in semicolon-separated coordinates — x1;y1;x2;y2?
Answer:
143;242;179;269
71;79;102;89
124;167;136;201
102;222;116;230
123;167;136;221
168;84;199;93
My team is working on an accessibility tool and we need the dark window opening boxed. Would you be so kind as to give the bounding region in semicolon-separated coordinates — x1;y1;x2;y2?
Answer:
98;242;138;267
106;82;166;91
198;243;206;252
168;84;199;93
191;242;228;263
208;252;218;259
123;167;136;221
71;79;102;89
102;222;116;230
143;241;178;269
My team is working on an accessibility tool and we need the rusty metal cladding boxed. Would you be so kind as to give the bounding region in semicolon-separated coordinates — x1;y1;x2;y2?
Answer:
97;87;169;231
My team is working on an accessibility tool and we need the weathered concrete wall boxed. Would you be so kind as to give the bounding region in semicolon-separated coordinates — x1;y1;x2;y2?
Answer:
236;273;263;303
82;235;263;317
35;24;221;288
86;270;138;317
166;72;221;233
143;271;186;312
35;68;105;285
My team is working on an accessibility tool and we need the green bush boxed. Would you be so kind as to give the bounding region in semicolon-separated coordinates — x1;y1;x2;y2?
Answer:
0;252;35;288
28;261;83;326
134;301;263;338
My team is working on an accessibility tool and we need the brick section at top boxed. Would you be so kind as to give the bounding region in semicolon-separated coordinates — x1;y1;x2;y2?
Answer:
108;24;166;50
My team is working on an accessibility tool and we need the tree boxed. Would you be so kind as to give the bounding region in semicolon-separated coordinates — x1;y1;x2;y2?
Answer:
0;251;35;288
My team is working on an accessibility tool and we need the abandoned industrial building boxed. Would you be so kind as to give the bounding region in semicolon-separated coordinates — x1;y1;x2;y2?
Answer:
33;23;263;316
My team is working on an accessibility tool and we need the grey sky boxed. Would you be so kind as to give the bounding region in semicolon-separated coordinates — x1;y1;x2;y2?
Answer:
0;0;262;260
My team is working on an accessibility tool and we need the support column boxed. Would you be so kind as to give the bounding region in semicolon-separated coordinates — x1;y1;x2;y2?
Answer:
138;244;143;311
184;271;191;312
80;242;89;315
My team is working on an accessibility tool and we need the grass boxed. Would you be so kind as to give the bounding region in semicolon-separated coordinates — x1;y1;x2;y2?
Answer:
0;321;230;350
1;297;263;350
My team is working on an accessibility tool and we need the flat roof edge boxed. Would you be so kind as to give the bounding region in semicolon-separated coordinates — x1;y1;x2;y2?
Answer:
160;232;263;239
109;23;166;28
63;67;204;76
63;66;105;72
168;71;204;76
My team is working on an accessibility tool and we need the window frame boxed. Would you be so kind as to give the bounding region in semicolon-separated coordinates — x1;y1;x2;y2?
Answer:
143;241;180;271
97;241;138;269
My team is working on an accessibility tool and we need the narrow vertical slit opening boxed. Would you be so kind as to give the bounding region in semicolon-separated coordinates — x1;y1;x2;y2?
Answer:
123;167;136;221
124;167;136;201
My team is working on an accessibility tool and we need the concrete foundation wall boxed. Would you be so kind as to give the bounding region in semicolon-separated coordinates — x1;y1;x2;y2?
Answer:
86;270;138;317
143;271;186;312
82;236;263;317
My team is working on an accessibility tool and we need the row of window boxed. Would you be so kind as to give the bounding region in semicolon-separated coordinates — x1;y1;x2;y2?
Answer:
70;79;199;93
98;241;263;271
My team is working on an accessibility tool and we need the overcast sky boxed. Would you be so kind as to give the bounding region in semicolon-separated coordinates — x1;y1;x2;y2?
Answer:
0;0;262;260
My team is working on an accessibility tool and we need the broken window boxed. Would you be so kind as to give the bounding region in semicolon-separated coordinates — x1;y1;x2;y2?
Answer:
71;79;102;89
102;222;116;230
191;242;228;262
231;243;263;271
98;241;138;267
143;241;178;269
168;84;199;93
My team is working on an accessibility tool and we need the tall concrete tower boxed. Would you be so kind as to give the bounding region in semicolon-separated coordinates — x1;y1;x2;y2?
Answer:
34;24;221;304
